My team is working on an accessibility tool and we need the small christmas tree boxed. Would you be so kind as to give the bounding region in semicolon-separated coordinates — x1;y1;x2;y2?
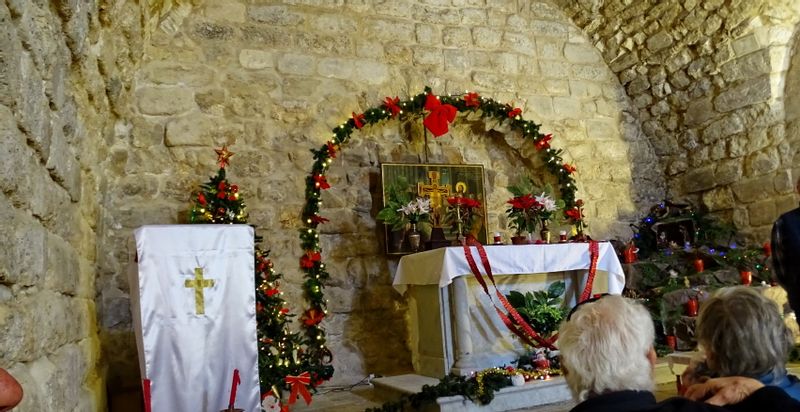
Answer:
187;147;312;408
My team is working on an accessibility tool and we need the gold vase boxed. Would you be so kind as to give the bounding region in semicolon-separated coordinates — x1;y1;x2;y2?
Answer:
539;219;551;244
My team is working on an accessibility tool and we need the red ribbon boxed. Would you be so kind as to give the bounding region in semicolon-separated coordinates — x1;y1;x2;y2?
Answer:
460;236;557;350
423;94;457;137
460;238;603;349
578;241;600;303
142;379;152;412
285;372;313;405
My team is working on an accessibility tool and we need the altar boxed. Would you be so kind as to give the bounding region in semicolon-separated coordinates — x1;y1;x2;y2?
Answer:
394;243;625;378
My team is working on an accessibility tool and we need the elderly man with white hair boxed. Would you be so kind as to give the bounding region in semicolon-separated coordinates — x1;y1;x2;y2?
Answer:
558;294;800;412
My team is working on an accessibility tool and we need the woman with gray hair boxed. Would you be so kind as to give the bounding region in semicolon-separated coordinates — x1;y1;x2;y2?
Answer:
559;294;800;411
686;286;800;399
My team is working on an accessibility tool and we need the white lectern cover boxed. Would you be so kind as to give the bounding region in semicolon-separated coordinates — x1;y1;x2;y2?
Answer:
131;225;259;411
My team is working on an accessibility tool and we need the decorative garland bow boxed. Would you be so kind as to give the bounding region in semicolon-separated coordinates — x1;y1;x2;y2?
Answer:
423;93;457;137
285;372;313;406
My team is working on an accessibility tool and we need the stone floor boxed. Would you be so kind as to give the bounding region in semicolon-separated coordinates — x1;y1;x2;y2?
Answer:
291;382;678;412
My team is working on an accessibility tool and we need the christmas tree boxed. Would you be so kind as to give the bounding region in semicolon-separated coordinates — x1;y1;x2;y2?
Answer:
188;146;329;408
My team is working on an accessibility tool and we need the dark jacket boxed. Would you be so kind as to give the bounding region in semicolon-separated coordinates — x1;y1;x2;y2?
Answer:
569;387;800;412
772;206;800;314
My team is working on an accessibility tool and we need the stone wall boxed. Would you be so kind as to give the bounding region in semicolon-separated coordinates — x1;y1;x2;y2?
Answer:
556;0;800;241
98;0;664;389
0;0;168;409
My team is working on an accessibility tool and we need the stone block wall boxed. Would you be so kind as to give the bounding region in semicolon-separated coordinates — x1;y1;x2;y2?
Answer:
97;0;665;389
557;0;800;241
0;0;169;409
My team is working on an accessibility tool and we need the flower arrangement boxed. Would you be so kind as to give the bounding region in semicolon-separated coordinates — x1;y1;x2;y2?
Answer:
506;179;563;237
397;197;432;224
445;194;482;238
563;199;587;238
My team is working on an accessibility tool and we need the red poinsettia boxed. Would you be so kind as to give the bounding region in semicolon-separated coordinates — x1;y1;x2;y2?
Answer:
464;92;481;108
564;208;583;221
507;194;538;210
352;112;365;129
313;174;330;190
383;96;401;117
535;134;552;151
302;308;325;326
326;141;337;159
447;196;481;209
508;107;522;118
300;251;322;268
423;94;457;137
280;307;289;315
310;214;330;224
563;164;577;174
266;288;280;297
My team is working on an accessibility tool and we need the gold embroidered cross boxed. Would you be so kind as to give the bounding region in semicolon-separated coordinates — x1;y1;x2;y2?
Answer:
185;267;215;315
417;170;451;209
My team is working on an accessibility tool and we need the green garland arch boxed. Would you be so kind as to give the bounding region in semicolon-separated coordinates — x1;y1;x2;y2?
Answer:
297;87;583;378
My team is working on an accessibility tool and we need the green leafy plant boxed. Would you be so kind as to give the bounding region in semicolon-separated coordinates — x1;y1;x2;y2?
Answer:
376;176;413;231
505;281;567;337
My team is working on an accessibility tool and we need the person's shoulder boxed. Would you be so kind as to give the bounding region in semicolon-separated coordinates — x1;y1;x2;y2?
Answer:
657;396;728;412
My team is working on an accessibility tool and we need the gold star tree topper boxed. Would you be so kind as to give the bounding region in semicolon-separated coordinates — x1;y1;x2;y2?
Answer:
215;146;234;168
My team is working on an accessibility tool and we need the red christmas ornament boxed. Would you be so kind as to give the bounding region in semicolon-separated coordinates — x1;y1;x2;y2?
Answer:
740;270;753;286
313;174;330;190
218;181;226;191
665;335;677;351
217;191;227;199
693;258;704;273
197;193;207;206
685;298;699;317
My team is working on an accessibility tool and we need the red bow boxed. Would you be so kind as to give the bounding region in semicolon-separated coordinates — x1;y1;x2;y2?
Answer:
300;251;321;268
285;372;313;405
423;94;457;137
508;107;522;118
352;112;365;129
383;96;401;117
313;174;330;189
266;288;279;297
535;134;552;151
464;92;481;108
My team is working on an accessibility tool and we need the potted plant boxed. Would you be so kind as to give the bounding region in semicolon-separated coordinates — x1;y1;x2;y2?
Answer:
506;178;562;244
377;176;413;251
505;281;567;339
396;197;432;252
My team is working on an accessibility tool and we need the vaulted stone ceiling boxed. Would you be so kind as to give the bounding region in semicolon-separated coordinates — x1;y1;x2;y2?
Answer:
550;0;800;239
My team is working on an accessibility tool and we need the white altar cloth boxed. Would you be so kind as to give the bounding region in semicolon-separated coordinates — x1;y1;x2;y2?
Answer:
393;243;625;294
